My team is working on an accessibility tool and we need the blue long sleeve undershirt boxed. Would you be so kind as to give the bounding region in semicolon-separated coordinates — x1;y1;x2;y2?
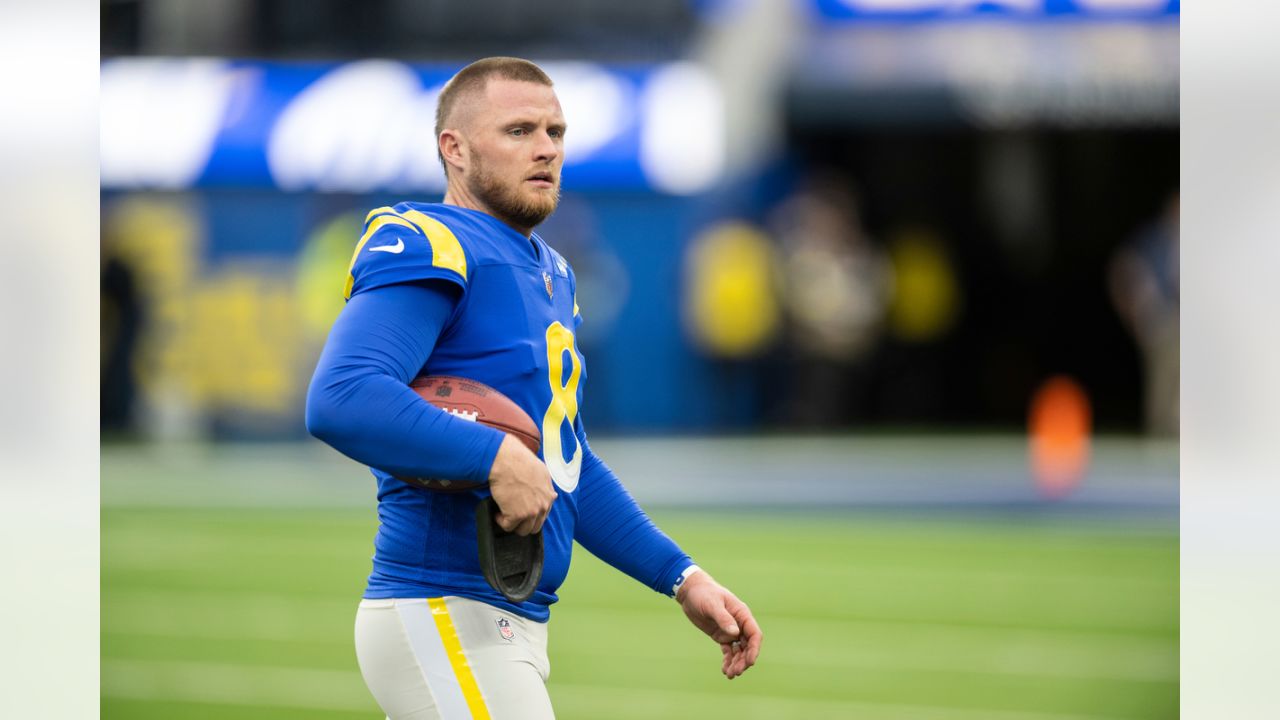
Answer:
574;434;692;595
305;281;692;596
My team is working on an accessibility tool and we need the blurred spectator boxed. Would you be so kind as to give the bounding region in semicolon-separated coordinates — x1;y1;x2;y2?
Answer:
101;239;144;434
768;171;891;427
1109;193;1179;436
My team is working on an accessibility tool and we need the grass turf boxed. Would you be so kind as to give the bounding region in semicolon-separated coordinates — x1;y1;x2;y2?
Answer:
102;507;1176;719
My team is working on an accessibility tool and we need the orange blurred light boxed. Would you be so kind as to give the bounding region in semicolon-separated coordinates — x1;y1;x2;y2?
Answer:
1028;375;1092;500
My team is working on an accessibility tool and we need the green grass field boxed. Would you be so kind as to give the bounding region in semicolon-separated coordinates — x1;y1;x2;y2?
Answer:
103;504;1177;719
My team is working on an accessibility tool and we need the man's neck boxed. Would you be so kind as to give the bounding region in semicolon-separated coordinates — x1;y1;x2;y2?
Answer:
442;184;533;238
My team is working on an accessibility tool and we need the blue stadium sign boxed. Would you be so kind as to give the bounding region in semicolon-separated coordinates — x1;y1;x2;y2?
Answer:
810;0;1179;21
100;59;726;196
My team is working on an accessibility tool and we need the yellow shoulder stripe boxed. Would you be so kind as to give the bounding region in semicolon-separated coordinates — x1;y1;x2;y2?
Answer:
400;208;468;280
343;213;419;299
364;205;398;224
427;598;491;719
343;207;469;300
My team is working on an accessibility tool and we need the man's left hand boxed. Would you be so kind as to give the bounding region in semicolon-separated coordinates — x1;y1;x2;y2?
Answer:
676;571;763;679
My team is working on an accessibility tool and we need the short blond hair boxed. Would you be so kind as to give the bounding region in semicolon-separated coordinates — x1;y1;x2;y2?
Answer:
435;57;554;174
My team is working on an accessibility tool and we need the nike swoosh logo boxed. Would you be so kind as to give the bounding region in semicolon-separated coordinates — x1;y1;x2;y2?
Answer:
369;238;404;254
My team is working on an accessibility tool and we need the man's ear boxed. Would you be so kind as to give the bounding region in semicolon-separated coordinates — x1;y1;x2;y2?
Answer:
439;129;467;174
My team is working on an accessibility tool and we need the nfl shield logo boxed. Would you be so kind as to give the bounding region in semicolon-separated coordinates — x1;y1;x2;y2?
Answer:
496;617;515;641
543;272;554;299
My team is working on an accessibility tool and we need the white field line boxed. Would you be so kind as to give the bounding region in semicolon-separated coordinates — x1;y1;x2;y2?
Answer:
102;658;375;713
105;590;353;643
566;602;1176;650
558;642;1177;686
564;607;1177;683
102;590;1176;684
549;682;1147;720
101;658;1147;720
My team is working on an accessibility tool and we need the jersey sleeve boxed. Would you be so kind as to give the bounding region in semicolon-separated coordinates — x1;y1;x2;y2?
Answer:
344;205;472;300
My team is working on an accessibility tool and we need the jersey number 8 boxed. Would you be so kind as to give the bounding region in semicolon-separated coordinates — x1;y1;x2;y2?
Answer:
542;321;582;492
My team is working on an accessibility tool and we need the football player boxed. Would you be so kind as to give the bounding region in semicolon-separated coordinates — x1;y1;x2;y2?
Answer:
305;57;762;719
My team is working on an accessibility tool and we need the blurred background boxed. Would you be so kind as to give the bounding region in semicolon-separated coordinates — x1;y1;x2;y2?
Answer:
100;1;1179;718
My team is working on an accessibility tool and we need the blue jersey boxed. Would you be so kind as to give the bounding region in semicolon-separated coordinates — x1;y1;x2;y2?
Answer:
322;202;690;622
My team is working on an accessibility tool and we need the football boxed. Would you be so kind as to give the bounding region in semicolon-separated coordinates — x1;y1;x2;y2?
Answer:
394;375;541;492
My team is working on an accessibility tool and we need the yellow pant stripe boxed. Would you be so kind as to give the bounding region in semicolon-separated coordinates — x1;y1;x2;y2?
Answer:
343;214;419;299
427;597;490;719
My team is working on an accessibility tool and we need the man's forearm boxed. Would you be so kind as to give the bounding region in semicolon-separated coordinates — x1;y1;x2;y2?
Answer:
572;436;694;594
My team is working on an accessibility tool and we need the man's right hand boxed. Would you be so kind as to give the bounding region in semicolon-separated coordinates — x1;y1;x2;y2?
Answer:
487;434;556;536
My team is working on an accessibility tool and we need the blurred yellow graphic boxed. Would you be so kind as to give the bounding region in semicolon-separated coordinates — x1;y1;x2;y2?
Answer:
683;220;780;359
887;229;960;343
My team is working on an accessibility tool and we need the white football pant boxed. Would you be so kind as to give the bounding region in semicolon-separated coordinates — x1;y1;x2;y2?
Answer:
355;597;554;720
